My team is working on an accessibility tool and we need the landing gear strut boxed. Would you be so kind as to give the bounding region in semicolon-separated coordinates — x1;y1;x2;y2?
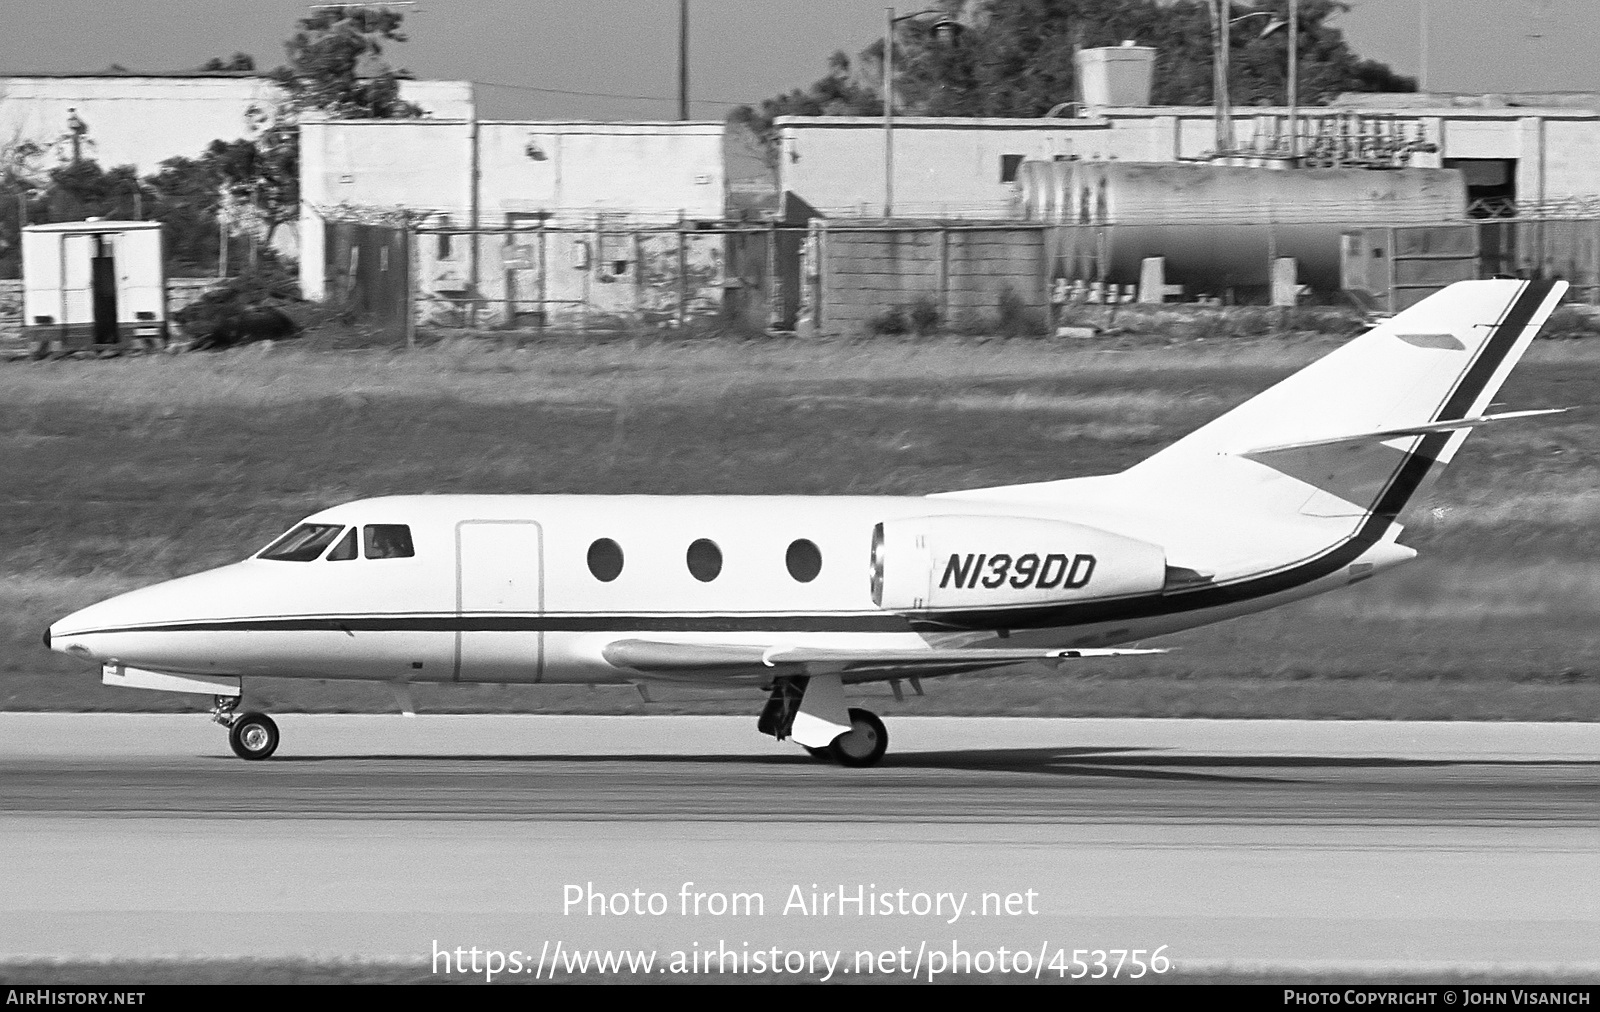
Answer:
209;694;240;728
211;694;279;760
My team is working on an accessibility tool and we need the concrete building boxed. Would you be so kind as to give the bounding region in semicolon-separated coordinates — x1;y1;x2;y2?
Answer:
776;99;1600;220
1088;102;1600;213
0;72;475;174
298;118;730;326
777;116;1117;218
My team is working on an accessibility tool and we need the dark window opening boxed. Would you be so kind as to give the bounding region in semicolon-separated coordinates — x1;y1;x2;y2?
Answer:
687;539;723;582
437;216;453;259
1000;154;1025;184
326;528;358;561
587;538;624;581
363;524;415;559
786;539;822;583
259;524;345;562
1446;158;1517;217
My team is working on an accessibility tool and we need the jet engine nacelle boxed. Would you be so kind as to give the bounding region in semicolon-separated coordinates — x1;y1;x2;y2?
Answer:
870;515;1167;612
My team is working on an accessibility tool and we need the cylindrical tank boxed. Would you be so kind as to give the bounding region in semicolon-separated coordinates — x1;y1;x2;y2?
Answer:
1018;161;1466;291
1016;159;1083;224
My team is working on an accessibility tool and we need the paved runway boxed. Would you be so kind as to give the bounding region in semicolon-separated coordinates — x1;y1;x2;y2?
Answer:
2;714;1597;978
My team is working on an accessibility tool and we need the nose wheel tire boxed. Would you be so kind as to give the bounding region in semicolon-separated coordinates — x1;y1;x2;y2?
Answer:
828;708;888;768
228;712;279;760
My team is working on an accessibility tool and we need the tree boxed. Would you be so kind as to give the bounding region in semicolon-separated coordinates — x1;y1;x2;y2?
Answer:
201;53;257;72
268;6;423;120
0;134;48;276
217;6;423;248
733;0;1415;143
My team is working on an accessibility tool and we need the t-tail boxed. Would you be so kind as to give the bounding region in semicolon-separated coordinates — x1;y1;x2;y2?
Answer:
945;278;1567;602
1120;278;1567;530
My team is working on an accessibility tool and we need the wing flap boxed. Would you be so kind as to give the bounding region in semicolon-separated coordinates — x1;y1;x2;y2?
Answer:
602;638;1163;675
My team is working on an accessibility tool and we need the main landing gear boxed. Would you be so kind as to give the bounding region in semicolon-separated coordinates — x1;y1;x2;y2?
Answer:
759;678;889;768
211;694;279;761
829;708;888;768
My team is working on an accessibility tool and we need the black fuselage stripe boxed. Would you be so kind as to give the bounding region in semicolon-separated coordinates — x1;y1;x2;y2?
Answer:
70;615;918;635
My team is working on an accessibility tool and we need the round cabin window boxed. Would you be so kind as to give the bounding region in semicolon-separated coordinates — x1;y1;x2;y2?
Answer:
786;539;822;583
587;538;624;582
686;539;722;582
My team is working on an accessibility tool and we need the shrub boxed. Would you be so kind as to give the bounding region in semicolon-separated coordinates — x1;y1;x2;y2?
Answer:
907;295;941;336
995;287;1042;337
869;305;910;336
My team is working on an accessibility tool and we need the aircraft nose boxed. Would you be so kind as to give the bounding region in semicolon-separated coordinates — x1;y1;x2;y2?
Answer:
42;626;50;649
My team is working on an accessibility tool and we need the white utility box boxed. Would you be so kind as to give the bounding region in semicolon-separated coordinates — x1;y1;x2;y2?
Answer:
22;219;167;353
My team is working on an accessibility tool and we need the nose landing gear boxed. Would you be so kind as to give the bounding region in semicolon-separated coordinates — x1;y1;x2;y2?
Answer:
211;695;280;761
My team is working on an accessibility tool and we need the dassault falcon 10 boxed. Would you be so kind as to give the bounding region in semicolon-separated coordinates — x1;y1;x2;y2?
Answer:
47;279;1568;766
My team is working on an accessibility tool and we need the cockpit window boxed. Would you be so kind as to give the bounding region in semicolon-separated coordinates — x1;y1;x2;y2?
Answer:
326;528;358;561
363;524;415;559
258;524;345;562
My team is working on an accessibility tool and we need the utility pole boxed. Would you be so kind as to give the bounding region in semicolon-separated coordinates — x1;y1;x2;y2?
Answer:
1418;0;1430;93
1287;0;1298;160
678;0;690;120
1211;0;1231;157
884;6;895;218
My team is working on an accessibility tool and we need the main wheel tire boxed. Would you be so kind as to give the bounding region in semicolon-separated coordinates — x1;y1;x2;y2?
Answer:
828;707;888;768
229;712;279;760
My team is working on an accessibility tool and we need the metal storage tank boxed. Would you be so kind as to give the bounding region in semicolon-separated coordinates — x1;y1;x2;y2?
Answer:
1017;159;1083;224
1019;161;1466;291
22;220;168;353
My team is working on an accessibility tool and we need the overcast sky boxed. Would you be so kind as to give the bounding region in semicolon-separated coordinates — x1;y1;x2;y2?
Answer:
1;0;1596;119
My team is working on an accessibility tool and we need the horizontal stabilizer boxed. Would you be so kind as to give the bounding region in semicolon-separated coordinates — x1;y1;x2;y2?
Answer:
1232;408;1568;457
602;638;1163;676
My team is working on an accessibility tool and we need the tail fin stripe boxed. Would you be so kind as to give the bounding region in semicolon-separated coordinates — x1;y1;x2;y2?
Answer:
1437;278;1558;421
1370;278;1558;523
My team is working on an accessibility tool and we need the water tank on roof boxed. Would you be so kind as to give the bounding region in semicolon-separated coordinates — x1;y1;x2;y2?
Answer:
1075;43;1156;107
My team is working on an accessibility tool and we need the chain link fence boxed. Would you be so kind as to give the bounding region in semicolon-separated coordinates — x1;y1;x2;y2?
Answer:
311;211;1600;344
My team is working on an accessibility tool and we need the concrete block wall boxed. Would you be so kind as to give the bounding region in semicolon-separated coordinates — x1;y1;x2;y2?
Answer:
944;228;1047;327
816;224;1046;336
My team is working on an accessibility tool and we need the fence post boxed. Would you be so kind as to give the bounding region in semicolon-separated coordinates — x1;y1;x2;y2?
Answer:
767;216;779;332
502;214;514;340
634;229;645;323
817;220;827;336
1266;221;1279;333
1036;225;1050;337
537;219;548;338
677;211;688;330
1591;218;1599;305
937;225;950;331
402;217;415;349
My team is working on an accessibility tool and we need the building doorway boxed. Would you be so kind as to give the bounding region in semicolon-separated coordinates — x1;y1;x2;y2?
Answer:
91;234;118;344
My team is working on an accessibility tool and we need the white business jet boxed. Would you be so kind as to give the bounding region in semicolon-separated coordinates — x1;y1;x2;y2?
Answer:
47;279;1567;766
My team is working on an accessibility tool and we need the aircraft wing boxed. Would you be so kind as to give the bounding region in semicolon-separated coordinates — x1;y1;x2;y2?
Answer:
602;638;1163;680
